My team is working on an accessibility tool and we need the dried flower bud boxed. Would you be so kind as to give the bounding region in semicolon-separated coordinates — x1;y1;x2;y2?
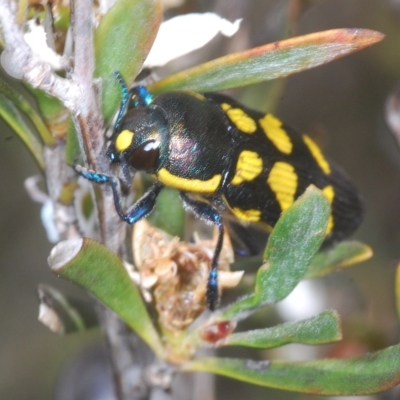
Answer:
132;220;243;332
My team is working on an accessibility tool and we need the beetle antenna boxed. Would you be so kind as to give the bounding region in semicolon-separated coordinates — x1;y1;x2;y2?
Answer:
113;71;130;132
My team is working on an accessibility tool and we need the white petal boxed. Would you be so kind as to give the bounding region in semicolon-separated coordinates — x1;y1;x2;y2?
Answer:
23;20;64;70
219;270;244;288
41;200;60;243
24;176;60;242
144;13;241;68
276;280;327;321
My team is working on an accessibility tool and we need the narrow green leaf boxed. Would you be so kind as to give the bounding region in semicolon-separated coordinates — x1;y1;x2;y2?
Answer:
65;117;80;166
259;187;329;300
218;186;329;321
0;93;44;169
16;0;29;24
395;262;400;322
0;79;56;146
48;238;164;357
183;344;400;395
149;29;384;94
28;87;69;146
147;188;185;238
305;241;373;278
94;0;162;123
29;87;66;122
37;284;98;334
220;310;341;349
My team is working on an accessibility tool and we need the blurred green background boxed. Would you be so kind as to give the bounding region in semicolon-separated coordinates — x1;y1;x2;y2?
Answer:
2;0;400;399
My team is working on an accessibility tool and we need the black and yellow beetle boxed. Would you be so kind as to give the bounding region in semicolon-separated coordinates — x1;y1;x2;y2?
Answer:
76;74;364;310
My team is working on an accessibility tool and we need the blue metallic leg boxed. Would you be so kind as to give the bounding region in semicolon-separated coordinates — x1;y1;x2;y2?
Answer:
74;164;163;224
180;193;224;311
123;182;163;223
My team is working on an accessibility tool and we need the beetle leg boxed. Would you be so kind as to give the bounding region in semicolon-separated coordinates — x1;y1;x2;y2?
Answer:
180;193;224;311
122;182;163;223
74;164;163;224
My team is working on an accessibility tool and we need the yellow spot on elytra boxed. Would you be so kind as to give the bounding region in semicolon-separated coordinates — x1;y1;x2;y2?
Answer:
231;150;263;185
157;168;221;193
188;91;206;101
267;161;298;211
322;185;335;235
232;207;261;222
322;185;335;203
259;114;293;154
325;215;334;236
115;129;134;152
303;135;331;174
221;103;257;134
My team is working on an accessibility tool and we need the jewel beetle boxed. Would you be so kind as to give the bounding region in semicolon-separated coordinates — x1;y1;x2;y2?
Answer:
75;74;364;311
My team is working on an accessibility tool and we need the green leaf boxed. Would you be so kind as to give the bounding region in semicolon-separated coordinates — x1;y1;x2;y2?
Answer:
0;93;44;169
259;187;329;300
65;117;80;166
220;310;341;349
29;87;65;118
28;87;67;141
48;238;164;357
149;29;384;94
395;262;400;322
37;284;98;334
0;79;56;146
147;188;185;238
218;186;329;321
94;0;162;123
183;344;400;395
305;241;373;278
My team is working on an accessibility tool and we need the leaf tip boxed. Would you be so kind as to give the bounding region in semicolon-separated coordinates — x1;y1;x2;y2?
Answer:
48;238;83;271
346;28;385;47
301;184;330;208
358;244;374;262
38;301;64;334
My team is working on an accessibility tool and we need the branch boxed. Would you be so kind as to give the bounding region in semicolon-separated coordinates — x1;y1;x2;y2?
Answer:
0;0;80;110
0;1;148;399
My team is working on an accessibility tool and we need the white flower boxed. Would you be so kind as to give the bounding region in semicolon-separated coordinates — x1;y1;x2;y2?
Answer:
144;13;241;68
23;20;65;71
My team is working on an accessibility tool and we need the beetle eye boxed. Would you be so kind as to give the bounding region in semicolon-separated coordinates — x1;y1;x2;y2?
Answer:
128;140;160;171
